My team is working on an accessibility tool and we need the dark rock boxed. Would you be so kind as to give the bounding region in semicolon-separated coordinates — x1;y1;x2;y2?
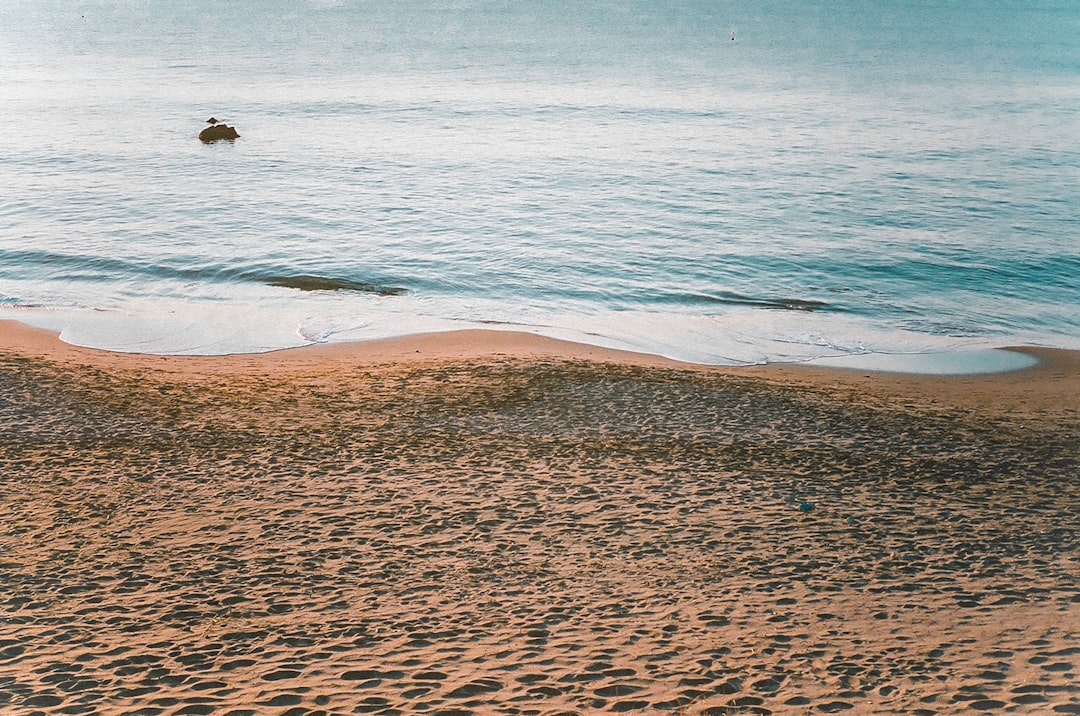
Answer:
199;124;239;142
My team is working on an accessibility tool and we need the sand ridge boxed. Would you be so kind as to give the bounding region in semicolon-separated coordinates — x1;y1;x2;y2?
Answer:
1;321;1078;715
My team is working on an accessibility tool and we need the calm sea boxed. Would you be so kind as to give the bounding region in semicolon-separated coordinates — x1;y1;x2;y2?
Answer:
2;0;1078;364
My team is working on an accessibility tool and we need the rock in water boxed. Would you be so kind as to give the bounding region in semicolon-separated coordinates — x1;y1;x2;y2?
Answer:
198;124;239;142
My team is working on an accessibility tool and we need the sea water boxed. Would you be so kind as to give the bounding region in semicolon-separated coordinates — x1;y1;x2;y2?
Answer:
1;0;1078;366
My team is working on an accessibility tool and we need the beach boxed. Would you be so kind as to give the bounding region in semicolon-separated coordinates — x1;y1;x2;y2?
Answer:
1;320;1078;715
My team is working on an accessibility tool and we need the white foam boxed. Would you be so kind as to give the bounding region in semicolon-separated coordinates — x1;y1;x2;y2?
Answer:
810;349;1039;375
0;297;1055;376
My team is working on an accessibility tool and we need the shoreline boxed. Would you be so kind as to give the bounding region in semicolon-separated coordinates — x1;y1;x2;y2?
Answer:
2;318;1078;714
2;318;1077;417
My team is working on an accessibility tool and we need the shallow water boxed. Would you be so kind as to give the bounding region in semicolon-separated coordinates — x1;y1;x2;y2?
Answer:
2;1;1078;363
812;348;1039;375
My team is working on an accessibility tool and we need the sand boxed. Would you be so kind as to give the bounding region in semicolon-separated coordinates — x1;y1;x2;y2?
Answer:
1;319;1078;715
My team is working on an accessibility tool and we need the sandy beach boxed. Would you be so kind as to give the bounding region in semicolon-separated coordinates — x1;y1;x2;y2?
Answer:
1;319;1077;715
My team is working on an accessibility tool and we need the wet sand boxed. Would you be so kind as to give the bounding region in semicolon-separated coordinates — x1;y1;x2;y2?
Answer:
1;320;1078;715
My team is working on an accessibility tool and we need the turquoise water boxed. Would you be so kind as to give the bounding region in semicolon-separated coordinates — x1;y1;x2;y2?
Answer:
1;1;1078;363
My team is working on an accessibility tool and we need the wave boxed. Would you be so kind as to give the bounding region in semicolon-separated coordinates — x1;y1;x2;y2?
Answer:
661;290;837;313
0;250;408;296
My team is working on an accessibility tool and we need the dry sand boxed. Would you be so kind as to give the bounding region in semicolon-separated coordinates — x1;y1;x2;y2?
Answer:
1;320;1078;715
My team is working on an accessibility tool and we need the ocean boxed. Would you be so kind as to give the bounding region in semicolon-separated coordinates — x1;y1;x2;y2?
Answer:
2;0;1078;366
